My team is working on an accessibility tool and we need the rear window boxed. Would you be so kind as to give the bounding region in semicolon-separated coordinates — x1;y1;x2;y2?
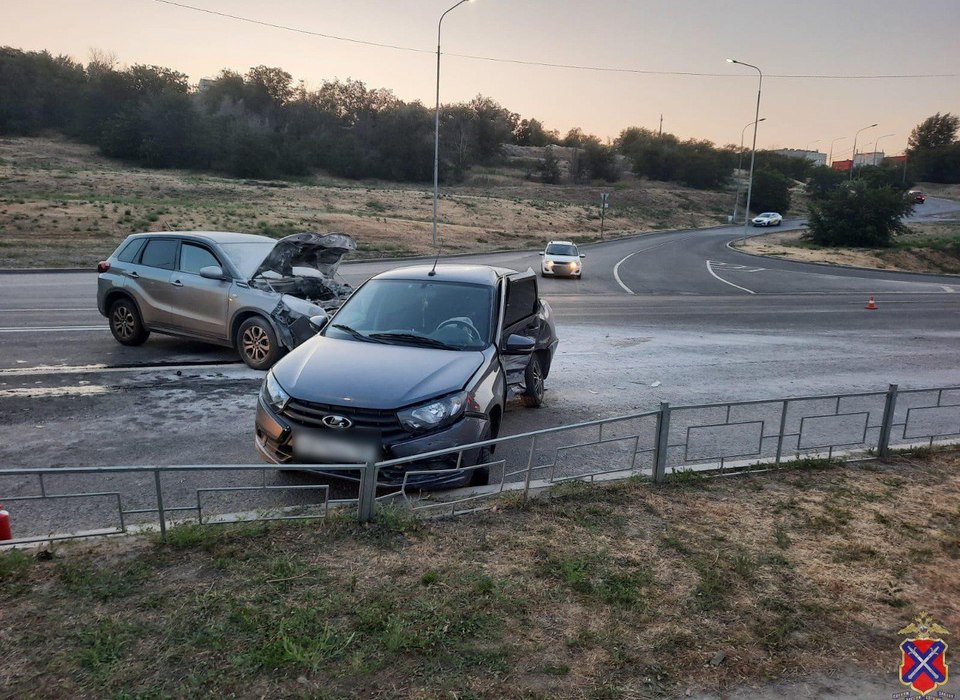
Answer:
116;238;146;263
140;239;179;270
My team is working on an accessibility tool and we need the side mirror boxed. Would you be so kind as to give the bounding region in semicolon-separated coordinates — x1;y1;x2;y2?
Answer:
538;251;545;256
199;265;226;280
504;334;536;354
309;313;329;332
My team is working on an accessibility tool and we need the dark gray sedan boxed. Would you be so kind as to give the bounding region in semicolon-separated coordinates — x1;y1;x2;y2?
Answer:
96;231;354;369
254;264;559;488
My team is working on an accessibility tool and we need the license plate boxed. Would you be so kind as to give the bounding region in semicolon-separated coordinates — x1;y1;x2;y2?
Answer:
293;429;381;464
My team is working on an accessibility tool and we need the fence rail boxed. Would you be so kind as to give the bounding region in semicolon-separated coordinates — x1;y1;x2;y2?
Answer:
2;384;959;545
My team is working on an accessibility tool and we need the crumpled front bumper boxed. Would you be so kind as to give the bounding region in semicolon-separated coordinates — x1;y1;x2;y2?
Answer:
254;398;490;489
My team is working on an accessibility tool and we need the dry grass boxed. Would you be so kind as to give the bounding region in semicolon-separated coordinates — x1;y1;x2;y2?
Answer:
0;136;733;268
736;221;960;275
2;449;958;698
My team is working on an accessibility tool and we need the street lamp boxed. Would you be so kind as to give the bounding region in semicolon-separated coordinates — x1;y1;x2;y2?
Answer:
727;58;762;229
828;136;847;167
872;133;894;166
432;0;473;247
733;117;765;223
850;123;878;179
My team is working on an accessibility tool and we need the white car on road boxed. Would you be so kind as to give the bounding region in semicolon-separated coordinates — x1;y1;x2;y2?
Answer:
751;212;783;227
540;240;585;278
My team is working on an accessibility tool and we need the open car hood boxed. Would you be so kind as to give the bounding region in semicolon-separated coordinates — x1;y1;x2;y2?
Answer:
251;232;356;281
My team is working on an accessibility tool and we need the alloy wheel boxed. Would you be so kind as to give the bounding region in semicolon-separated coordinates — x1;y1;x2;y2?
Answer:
242;325;270;363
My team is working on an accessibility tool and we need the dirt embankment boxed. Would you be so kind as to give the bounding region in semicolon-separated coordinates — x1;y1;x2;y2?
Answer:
736;222;960;275
0;136;734;268
2;449;958;698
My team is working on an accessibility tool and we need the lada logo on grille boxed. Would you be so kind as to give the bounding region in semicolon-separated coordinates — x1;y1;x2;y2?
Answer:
321;415;353;430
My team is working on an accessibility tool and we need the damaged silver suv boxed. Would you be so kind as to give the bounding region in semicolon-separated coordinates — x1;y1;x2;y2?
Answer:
96;231;355;369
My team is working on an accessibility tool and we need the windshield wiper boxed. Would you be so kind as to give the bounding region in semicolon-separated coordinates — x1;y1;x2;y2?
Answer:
369;332;458;350
330;324;383;343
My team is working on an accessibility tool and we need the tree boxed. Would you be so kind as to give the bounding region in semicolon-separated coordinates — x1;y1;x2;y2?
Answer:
807;180;914;247
514;118;556;147
536;148;562;184
806;166;846;198
906;113;960;183
748;169;791;214
908;113;959;151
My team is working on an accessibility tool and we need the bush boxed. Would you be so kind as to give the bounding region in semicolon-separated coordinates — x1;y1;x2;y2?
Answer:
536;149;562;184
807;180;915;247
748;169;791;214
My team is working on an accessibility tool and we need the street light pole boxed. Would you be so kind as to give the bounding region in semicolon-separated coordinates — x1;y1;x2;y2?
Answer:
727;59;762;230
850;123;878;180
733;117;765;224
828;136;847;167
432;0;471;248
873;133;894;166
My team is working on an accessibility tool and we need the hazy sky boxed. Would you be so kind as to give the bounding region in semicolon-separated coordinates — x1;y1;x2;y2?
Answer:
5;0;960;157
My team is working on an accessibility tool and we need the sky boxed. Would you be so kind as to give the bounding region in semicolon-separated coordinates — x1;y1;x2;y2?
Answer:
4;0;960;158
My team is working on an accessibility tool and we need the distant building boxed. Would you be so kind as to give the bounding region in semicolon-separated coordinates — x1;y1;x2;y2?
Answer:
198;78;215;92
831;159;853;172
854;151;885;167
772;148;827;167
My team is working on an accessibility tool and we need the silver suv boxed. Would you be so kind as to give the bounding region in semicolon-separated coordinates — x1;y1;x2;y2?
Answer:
96;231;355;369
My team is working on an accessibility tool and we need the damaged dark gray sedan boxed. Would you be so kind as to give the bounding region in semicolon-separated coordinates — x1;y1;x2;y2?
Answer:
96;231;355;369
254;264;559;488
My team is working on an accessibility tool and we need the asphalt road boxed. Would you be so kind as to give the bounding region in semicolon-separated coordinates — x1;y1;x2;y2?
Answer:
2;197;959;537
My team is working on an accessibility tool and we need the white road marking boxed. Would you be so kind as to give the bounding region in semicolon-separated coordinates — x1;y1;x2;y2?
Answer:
943;285;955;293
0;361;248;377
0;308;97;312
0;326;106;333
705;260;756;294
0;385;108;399
613;251;641;294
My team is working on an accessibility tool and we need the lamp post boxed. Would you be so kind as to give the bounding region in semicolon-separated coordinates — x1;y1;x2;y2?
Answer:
727;59;762;230
828;136;847;167
850;123;878;179
432;0;472;247
872;133;894;166
733;117;765;224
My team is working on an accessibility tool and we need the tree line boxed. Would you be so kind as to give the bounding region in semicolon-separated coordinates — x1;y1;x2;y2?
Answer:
1;47;956;195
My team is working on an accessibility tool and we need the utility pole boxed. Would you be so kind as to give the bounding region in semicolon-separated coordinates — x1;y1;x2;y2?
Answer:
600;192;609;238
658;114;663;137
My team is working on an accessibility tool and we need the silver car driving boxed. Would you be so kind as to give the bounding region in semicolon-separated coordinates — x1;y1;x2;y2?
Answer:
96;231;355;369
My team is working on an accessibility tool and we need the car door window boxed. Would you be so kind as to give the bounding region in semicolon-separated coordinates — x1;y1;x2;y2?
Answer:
179;243;220;275
503;275;538;328
140;239;179;270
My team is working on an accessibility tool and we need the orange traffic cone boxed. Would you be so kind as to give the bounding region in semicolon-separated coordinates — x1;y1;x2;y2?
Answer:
865;295;878;310
0;505;11;541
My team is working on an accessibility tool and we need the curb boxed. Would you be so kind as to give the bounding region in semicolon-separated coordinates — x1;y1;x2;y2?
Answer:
0;222;736;275
726;229;960;281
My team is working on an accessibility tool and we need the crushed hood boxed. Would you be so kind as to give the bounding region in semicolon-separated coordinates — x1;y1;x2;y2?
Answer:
251;232;356;281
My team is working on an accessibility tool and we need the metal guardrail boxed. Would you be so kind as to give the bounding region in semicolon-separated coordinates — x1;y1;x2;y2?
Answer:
1;384;958;545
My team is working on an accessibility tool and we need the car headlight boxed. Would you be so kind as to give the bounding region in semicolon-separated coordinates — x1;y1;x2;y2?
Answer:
261;370;290;412
544;260;554;268
397;391;467;433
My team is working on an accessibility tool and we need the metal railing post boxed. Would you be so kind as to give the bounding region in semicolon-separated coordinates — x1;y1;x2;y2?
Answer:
153;467;167;540
774;399;789;465
878;383;899;460
522;436;538;501
358;461;378;523
653;402;671;484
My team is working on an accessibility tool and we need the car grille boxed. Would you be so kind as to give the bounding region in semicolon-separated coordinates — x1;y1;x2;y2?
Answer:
281;399;408;442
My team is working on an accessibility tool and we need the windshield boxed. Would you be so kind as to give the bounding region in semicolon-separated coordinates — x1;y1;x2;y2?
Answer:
325;279;494;351
545;243;578;256
219;241;277;279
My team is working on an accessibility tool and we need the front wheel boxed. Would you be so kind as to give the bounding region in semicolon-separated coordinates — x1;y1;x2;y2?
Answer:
521;354;545;408
109;298;150;346
236;317;284;370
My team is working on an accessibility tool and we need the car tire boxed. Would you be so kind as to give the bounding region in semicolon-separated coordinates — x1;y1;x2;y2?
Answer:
237;316;284;370
521;353;545;408
469;432;492;487
108;298;150;346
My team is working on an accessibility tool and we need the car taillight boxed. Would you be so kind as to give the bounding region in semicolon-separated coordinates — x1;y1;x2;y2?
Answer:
97;261;110;273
